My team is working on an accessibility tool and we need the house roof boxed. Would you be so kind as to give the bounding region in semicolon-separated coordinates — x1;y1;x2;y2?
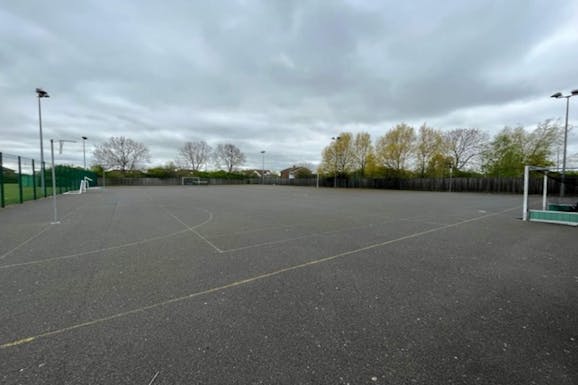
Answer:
280;165;309;174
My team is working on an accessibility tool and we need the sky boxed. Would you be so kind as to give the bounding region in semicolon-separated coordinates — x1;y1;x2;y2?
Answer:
1;0;578;172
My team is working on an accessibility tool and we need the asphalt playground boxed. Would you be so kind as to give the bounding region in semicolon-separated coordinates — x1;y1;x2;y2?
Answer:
0;185;576;384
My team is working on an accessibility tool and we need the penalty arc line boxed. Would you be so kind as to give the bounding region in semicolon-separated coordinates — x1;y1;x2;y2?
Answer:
0;206;518;349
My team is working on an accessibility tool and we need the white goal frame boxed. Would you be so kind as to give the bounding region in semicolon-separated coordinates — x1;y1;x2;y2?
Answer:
182;176;203;185
523;165;578;226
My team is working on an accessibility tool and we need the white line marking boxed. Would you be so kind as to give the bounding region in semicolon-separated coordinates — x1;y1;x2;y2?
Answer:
166;211;223;253
0;224;52;260
221;217;414;253
0;206;517;349
0;229;190;270
147;371;160;385
0;205;80;261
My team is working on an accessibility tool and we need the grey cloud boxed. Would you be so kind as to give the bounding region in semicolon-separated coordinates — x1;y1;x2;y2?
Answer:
1;0;577;170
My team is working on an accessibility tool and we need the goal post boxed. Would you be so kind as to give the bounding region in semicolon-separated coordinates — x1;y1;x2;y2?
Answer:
523;165;578;225
181;177;208;185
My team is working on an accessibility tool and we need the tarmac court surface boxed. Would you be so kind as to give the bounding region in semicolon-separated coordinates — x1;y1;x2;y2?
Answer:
0;186;576;384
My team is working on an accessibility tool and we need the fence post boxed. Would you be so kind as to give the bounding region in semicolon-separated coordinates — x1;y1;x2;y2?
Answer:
32;159;37;200
42;161;47;197
0;152;4;208
18;156;23;204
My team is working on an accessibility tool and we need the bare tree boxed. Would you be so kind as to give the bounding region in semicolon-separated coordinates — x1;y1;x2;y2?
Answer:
93;136;151;171
445;128;487;171
179;141;212;171
214;143;246;172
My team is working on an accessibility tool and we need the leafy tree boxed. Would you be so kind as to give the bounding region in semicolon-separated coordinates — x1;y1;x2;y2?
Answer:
146;162;180;178
353;132;373;176
375;123;415;172
484;120;558;176
415;124;445;177
426;153;453;178
294;167;313;178
445;128;487;171
319;132;355;176
214;143;246;172
363;153;381;177
93;136;151;172
179;141;212;171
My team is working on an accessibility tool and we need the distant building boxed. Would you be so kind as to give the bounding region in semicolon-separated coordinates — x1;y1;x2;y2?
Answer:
280;165;312;179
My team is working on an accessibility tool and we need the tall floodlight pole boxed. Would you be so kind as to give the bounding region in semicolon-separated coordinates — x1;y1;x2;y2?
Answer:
82;136;88;169
260;150;266;184
332;136;341;188
36;88;50;195
551;89;578;197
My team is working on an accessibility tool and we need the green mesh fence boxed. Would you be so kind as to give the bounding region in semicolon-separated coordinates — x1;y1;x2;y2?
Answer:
0;152;98;208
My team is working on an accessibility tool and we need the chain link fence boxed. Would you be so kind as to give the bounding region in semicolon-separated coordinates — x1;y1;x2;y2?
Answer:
0;152;98;208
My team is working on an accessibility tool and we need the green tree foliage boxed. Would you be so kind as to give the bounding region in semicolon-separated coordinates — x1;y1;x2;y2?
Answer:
415;124;445;177
426;153;453;178
319;133;355;176
484;120;558;176
146;162;181;178
375;123;415;172
353;132;373;176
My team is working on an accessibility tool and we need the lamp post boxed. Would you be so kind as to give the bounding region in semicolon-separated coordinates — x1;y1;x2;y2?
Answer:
81;136;88;169
260;150;266;184
551;89;578;197
36;88;49;195
332;136;341;188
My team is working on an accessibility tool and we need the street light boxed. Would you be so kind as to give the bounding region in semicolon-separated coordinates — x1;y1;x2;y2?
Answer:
551;89;578;197
36;88;49;196
81;136;88;169
332;136;341;188
260;150;266;184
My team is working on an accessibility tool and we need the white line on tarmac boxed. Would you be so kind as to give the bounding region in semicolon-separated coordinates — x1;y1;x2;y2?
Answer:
0;206;80;261
166;211;223;253
0;229;190;269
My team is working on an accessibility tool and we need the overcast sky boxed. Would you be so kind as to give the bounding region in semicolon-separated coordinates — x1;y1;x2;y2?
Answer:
1;0;577;172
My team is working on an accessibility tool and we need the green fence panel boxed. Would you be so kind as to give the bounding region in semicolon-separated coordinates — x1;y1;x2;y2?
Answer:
18;156;23;203
0;152;98;209
0;152;4;208
32;159;37;200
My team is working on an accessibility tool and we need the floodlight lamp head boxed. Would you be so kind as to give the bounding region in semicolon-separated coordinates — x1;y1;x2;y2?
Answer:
36;88;49;98
82;136;88;140
551;92;563;98
571;89;578;96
